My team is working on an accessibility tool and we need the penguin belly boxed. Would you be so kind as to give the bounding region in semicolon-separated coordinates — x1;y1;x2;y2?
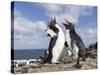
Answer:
52;39;65;63
52;30;65;63
65;30;72;55
73;43;79;59
66;30;71;48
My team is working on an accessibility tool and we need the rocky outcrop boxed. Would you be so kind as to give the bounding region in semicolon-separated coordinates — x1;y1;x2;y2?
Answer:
86;42;97;59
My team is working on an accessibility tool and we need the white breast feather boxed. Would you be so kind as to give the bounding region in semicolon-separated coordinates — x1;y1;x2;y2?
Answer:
65;30;71;48
52;24;65;63
73;43;79;59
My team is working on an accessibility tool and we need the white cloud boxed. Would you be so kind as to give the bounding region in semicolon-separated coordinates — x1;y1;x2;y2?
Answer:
40;3;63;13
41;4;93;24
13;9;48;49
57;5;93;24
76;27;97;47
77;28;97;38
14;16;47;33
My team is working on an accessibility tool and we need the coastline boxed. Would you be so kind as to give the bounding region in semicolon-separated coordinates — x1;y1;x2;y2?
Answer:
11;56;97;74
11;43;97;74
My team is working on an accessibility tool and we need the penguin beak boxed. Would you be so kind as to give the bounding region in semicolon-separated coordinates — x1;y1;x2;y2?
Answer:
64;18;71;24
45;29;50;36
45;27;49;32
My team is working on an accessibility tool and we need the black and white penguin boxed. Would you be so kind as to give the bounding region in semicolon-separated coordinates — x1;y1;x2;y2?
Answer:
62;19;86;68
44;17;65;64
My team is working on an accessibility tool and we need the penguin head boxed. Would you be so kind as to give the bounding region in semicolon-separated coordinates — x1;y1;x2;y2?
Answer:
62;18;74;30
45;17;59;38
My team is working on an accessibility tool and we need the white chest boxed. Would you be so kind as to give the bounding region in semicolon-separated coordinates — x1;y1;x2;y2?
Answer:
52;26;65;63
65;30;71;47
73;43;79;58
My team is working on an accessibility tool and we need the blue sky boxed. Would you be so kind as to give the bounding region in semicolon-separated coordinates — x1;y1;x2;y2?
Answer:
11;1;97;49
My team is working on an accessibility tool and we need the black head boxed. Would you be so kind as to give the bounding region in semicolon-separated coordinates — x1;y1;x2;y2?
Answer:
46;17;59;37
49;17;57;26
48;17;59;33
62;19;74;30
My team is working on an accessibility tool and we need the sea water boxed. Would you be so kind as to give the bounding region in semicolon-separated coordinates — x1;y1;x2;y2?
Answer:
12;49;46;60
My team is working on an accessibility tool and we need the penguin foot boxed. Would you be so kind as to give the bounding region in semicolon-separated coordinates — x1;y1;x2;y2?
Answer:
73;63;82;69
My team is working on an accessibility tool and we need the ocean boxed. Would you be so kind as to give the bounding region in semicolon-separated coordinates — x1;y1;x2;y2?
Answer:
12;49;46;60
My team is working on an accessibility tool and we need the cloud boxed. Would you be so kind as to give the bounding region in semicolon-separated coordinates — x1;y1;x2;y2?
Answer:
59;5;93;23
40;3;63;14
76;27;97;47
41;4;93;24
13;9;49;49
14;17;47;33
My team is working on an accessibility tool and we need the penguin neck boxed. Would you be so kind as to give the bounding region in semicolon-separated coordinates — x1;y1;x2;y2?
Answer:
55;24;64;37
65;30;71;47
66;30;70;37
66;30;70;33
69;28;76;35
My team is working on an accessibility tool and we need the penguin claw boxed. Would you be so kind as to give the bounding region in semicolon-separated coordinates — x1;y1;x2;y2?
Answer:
73;63;82;69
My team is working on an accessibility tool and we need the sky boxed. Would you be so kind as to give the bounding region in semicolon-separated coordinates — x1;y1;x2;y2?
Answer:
11;1;97;50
